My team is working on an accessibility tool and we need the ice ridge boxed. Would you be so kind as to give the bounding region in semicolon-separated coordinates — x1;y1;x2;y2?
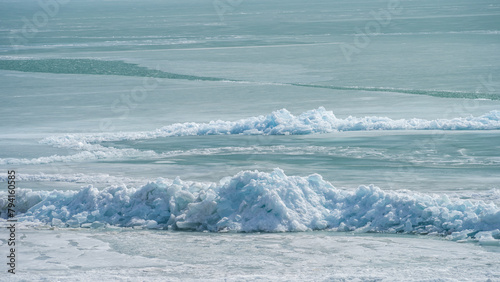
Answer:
1;169;499;242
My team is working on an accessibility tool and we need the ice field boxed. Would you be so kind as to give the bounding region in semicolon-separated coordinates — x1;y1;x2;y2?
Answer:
1;0;500;280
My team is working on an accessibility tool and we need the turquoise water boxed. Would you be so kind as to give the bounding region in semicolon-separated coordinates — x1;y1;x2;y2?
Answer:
1;0;500;280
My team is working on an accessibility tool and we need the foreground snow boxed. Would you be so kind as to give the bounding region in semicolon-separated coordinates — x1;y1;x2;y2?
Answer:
2;228;499;281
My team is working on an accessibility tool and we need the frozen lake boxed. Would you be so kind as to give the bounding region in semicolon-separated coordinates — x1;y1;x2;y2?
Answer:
1;0;500;280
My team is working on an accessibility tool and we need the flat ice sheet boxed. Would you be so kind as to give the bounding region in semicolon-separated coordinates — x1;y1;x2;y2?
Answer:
3;228;499;281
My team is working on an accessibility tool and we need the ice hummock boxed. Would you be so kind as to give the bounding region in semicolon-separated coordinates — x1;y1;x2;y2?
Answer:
3;107;500;166
42;107;500;147
1;169;499;242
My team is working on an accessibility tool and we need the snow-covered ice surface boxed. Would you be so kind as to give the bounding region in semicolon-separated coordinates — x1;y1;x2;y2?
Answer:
1;0;500;280
4;228;500;281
